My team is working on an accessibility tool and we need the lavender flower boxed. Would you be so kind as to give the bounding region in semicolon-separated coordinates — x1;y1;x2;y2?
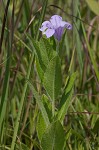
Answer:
39;15;72;41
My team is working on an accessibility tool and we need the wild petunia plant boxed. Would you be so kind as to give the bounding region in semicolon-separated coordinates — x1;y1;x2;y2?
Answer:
10;13;74;150
30;20;77;149
39;15;72;41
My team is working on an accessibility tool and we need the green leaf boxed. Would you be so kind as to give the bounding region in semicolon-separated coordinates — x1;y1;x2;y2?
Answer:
29;83;50;126
41;121;65;150
39;39;50;68
86;0;99;15
43;55;62;101
42;94;52;122
37;94;52;142
33;40;47;71
33;38;57;71
33;38;57;81
37;113;47;142
58;90;73;122
58;72;77;121
65;71;78;95
36;58;44;81
40;38;57;61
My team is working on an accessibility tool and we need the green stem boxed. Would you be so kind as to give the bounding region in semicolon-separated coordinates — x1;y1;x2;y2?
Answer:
52;100;55;117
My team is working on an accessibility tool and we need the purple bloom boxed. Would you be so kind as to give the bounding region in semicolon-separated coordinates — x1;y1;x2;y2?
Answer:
39;15;72;41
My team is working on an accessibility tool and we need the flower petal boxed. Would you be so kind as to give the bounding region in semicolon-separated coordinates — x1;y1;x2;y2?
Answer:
39;21;51;31
39;26;47;32
63;22;72;30
44;28;55;38
42;21;50;26
51;15;62;20
50;15;62;28
60;21;67;27
54;27;64;41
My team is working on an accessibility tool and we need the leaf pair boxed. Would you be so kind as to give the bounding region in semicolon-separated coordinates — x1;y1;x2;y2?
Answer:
33;38;62;101
37;119;65;150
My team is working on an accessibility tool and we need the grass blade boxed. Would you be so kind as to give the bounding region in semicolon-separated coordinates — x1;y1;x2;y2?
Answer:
78;9;99;82
10;0;48;149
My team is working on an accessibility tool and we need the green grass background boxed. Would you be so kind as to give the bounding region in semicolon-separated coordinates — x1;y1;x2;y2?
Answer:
0;0;99;149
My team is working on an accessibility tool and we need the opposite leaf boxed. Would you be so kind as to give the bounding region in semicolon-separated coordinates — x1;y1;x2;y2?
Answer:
37;113;47;142
33;38;57;81
58;72;77;122
43;55;62;101
41;121;65;150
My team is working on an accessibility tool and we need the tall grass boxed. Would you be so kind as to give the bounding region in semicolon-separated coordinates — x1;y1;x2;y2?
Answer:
0;0;99;150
